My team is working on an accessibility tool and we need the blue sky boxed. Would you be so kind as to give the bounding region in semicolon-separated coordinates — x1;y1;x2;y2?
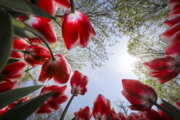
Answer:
62;36;138;115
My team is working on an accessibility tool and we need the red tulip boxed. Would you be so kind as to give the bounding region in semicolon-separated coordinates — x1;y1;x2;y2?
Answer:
36;103;52;114
38;54;71;84
74;106;91;120
93;94;111;120
117;112;126;120
168;7;180;18
140;109;163;120
24;45;51;66
0;108;6;115
165;32;180;57
37;0;56;21
122;79;157;111
11;51;22;59
70;70;88;96
0;80;17;93
172;3;180;11
36;85;68;114
160;24;180;44
13;37;28;50
168;0;180;8
62;10;96;50
1;61;26;81
54;0;71;10
158;103;173;120
176;101;180;109
0;97;29;115
126;112;143;120
25;16;57;44
165;16;180;28
110;109;126;120
144;56;180;84
27;38;44;45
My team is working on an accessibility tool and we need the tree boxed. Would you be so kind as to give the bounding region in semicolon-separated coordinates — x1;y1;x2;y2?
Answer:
114;99;129;117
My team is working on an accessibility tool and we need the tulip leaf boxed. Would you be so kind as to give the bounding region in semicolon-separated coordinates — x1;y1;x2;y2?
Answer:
12;17;50;47
0;0;54;20
0;92;54;120
12;17;47;42
0;85;42;109
7;58;19;65
162;99;180;120
0;9;13;72
12;17;36;38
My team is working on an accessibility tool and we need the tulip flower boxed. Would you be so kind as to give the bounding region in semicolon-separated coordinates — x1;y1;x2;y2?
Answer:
165;16;180;28
168;0;180;8
168;7;180;18
126;113;143;120
70;70;88;96
172;3;180;11
24;45;51;66
140;109;162;120
1;61;26;81
38;54;71;84
60;71;87;120
36;103;52;114
13;37;28;50
110;109;126;120
0;97;28;115
160;24;180;44
165;32;180;57
144;56;180;84
0;80;17;93
176;102;180;109
25;16;57;44
27;38;44;45
93;94;111;120
55;0;71;10
11;51;22;59
37;0;56;19
62;10;96;50
36;85;68;114
117;112;126;120
122;79;157;111
74;106;91;120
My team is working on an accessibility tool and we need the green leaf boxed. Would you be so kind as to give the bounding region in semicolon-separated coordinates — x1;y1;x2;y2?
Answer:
0;92;54;120
162;99;180;120
12;17;49;46
7;58;19;65
0;85;42;109
0;9;13;72
0;0;54;19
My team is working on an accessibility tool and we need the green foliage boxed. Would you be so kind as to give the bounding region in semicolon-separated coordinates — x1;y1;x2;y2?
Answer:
0;85;42;109
0;8;13;72
161;99;180;120
0;0;54;19
0;92;54;120
0;0;55;119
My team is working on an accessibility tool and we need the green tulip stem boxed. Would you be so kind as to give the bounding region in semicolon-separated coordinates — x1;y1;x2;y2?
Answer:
60;94;75;120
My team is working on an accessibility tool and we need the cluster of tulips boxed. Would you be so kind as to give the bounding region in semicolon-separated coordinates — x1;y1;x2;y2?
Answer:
0;0;180;120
